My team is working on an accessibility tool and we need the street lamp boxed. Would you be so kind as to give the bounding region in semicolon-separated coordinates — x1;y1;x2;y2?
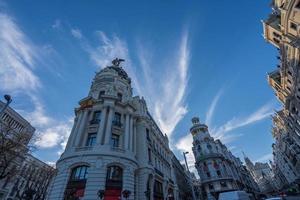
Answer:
122;190;131;200
0;94;12;118
97;189;105;200
183;151;196;200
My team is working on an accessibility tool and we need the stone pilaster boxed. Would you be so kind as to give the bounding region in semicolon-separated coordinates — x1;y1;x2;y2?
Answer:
96;107;107;145
104;107;114;145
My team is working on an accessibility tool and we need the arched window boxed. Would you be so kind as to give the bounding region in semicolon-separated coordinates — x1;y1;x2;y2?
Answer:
105;166;123;199
207;144;212;150
64;165;89;200
106;166;123;183
70;166;89;180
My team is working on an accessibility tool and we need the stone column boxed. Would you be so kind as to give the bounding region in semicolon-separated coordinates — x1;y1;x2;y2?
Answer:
129;116;134;152
104;107;114;145
65;111;83;150
124;114;130;150
96;107;107;145
75;109;89;147
133;123;137;154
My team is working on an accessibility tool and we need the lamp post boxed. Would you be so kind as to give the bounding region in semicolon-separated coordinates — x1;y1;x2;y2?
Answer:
122;190;131;200
97;189;105;200
0;94;12;118
183;151;196;200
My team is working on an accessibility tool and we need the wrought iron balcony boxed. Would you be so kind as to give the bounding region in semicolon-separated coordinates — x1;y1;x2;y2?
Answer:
90;119;100;125
112;120;123;127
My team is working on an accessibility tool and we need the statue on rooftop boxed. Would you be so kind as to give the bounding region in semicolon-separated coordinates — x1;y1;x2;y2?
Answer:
112;58;125;67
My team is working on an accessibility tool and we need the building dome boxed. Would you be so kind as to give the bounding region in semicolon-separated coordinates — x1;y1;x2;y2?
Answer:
105;65;131;84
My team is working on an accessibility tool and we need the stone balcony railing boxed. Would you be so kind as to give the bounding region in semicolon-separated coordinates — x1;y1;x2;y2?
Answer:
197;152;224;161
111;146;125;153
200;175;234;184
75;146;93;152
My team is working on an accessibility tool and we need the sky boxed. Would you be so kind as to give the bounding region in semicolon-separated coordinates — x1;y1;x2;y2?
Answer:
0;0;280;170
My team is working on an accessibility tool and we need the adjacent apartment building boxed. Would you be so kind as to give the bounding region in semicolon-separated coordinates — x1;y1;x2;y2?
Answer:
263;0;300;190
0;101;54;200
190;117;259;199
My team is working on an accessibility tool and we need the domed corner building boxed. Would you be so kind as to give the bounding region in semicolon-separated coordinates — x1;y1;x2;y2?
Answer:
47;59;178;200
190;117;249;199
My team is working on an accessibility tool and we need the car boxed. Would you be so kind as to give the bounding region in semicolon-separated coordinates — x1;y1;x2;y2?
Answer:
265;197;286;200
218;190;251;200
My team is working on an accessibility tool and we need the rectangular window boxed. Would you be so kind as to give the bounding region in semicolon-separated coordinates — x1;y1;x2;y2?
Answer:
111;134;120;147
91;111;101;124
146;128;150;141
99;91;105;98
206;172;211;178
86;133;96;146
290;22;297;30
113;112;122;127
296;1;300;9
117;93;122;101
217;170;221;176
148;148;152;163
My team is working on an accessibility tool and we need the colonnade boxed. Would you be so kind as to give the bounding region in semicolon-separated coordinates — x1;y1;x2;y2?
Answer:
66;105;137;153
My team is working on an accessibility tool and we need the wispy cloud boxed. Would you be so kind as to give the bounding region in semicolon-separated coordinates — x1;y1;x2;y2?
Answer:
51;19;61;29
71;28;82;39
0;13;40;92
152;31;189;135
205;89;224;128
72;29;190;136
21;97;73;151
0;12;73;155
211;101;275;143
255;153;273;163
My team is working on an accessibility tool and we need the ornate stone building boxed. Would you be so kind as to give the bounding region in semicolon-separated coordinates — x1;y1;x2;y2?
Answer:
190;117;259;199
244;156;277;195
47;59;178;200
263;0;300;190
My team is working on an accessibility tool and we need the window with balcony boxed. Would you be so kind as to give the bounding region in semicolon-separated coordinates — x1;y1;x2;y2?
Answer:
86;133;96;147
153;180;164;199
90;111;101;124
273;38;280;44
113;112;122;127
99;91;105;99
111;134;120;148
105;166;123;198
117;93;122;101
290;22;297;30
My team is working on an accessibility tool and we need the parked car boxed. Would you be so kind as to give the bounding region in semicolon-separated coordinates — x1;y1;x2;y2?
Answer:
218;190;251;200
265;197;286;200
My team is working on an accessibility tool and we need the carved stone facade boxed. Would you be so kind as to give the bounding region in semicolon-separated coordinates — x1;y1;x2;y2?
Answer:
47;60;178;200
263;0;300;190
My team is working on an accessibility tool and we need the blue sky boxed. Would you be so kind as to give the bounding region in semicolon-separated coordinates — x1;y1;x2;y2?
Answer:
0;0;279;168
